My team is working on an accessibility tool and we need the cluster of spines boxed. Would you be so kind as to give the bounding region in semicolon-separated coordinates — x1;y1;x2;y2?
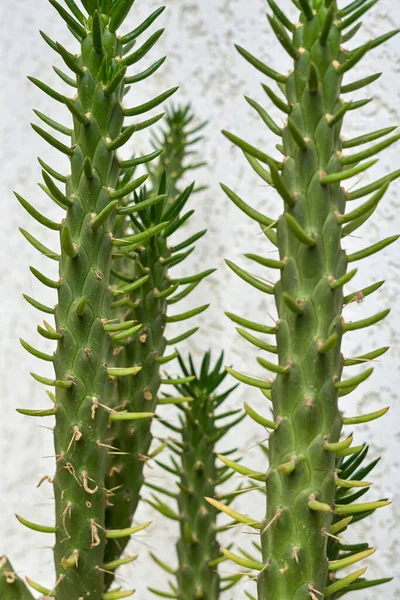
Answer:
219;0;397;598
148;352;244;599
102;105;212;583
15;1;186;598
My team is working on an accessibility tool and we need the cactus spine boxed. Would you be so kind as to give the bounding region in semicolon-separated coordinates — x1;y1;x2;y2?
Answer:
149;352;241;599
18;1;177;597
221;1;397;598
104;106;211;578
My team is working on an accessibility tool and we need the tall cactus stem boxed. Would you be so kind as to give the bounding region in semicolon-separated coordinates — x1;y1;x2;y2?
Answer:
222;1;397;598
21;1;173;597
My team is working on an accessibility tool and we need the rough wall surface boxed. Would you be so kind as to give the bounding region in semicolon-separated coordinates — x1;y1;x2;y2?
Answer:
0;0;399;597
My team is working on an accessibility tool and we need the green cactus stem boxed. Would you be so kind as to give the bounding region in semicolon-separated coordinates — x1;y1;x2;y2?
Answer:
221;1;397;598
0;557;34;600
104;106;211;583
18;1;176;597
148;352;243;599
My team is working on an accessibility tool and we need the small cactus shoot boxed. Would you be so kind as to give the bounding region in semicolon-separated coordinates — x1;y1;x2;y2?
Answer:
147;104;208;199
149;352;242;599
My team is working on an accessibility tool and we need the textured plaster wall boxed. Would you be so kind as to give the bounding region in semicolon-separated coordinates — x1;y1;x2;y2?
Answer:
0;0;399;598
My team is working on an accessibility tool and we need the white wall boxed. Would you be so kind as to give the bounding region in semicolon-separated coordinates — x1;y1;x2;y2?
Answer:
0;0;399;597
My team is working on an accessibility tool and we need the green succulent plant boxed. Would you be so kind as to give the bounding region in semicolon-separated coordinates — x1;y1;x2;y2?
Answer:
326;444;393;597
148;351;244;600
217;0;398;598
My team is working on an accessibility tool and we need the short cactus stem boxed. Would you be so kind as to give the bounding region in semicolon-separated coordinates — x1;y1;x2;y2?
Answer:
104;219;171;575
174;355;227;599
148;104;208;200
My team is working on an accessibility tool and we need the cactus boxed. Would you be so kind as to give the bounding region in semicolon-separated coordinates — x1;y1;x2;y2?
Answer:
0;558;34;600
149;352;243;599
219;1;398;598
16;1;177;597
103;105;212;581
